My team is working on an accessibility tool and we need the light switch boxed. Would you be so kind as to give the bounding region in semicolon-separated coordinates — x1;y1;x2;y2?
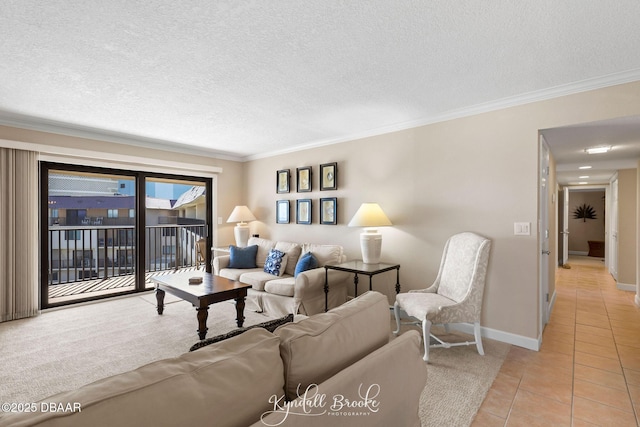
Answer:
514;222;531;236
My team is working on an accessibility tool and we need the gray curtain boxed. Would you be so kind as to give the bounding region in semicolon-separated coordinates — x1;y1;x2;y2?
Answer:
0;147;39;322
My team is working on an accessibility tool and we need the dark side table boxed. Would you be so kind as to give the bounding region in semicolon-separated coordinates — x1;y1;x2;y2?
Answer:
324;260;400;311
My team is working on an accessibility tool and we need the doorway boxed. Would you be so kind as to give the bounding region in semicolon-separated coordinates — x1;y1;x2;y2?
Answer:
562;187;608;262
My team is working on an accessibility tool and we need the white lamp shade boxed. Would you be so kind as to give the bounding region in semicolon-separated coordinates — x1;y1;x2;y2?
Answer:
348;203;392;264
348;203;392;227
227;206;256;247
226;205;256;224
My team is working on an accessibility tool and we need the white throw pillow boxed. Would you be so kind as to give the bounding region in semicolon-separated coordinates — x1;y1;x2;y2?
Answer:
274;241;302;276
263;249;288;277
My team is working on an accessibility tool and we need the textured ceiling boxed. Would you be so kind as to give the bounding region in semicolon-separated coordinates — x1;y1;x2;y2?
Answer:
1;1;640;161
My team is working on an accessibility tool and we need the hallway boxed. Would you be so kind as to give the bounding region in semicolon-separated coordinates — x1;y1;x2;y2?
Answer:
473;256;640;426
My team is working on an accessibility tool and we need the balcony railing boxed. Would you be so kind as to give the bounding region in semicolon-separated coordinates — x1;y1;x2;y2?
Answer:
48;224;206;286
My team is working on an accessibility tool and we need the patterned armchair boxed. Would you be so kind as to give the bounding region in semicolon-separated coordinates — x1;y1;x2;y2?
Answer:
393;232;491;362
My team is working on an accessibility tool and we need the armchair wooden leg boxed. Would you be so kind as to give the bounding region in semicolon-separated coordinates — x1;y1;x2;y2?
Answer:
422;318;432;362
474;321;484;355
393;301;401;335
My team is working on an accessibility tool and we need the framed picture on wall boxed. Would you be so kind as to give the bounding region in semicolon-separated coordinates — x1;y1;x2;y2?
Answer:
320;197;337;225
296;199;312;224
320;162;337;190
296;166;312;192
276;200;290;224
277;169;290;194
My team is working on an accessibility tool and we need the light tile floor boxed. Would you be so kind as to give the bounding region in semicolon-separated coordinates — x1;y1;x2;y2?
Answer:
472;256;640;426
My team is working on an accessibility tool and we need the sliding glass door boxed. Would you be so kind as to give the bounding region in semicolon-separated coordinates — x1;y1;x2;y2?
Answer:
40;163;212;308
144;177;209;290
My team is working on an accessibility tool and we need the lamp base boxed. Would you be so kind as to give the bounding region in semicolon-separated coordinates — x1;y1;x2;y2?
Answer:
360;229;382;264
234;224;250;247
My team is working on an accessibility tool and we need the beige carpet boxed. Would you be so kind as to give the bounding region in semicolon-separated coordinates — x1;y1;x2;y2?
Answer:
0;292;276;403
0;294;509;426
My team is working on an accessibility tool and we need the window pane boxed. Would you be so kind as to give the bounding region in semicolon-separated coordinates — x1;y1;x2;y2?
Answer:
145;178;207;285
47;169;136;304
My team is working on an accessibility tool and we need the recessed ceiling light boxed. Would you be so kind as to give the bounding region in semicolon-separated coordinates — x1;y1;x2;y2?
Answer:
578;182;588;185
579;166;592;169
579;176;590;179
585;146;611;154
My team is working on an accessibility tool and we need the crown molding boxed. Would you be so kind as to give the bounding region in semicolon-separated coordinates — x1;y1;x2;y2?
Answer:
244;68;640;161
0;112;244;162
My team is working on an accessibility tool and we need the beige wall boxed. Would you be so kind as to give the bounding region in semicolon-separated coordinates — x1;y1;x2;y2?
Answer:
618;169;637;286
245;81;640;345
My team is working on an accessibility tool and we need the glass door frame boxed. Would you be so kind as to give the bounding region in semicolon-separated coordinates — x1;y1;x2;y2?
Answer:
40;162;213;309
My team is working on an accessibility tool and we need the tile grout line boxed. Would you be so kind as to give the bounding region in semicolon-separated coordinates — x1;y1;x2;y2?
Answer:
606;287;640;426
570;285;577;423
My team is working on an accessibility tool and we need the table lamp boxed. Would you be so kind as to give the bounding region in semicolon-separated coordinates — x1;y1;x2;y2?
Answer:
227;205;256;247
348;203;392;264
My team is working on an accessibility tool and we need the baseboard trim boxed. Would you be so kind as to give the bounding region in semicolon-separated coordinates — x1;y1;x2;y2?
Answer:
449;323;539;351
568;251;589;256
395;311;540;351
548;290;557;318
617;282;636;292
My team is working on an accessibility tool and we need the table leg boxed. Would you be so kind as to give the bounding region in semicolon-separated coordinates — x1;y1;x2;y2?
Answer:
235;296;246;327
395;267;401;294
196;307;209;340
353;273;359;297
324;268;329;312
156;288;165;315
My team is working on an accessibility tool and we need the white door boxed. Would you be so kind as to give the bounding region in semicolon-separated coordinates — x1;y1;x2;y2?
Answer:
539;136;550;330
562;187;569;265
609;177;618;279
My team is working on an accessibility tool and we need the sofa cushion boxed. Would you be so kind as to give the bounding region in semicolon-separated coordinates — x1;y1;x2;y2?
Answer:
301;243;343;266
294;252;319;277
248;237;276;267
274;291;391;401
228;245;258;269
6;328;284;427
218;267;262;281
274;241;302;276
240;271;288;291
264;277;296;297
263;249;287;276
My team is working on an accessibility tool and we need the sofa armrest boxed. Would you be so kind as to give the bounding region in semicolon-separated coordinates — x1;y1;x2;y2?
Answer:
253;330;426;427
213;255;230;275
294;267;350;300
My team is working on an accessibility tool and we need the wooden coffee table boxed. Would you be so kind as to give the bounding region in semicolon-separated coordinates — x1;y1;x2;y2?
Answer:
151;272;252;340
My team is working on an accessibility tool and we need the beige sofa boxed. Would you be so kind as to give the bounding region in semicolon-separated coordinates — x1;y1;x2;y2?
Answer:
214;237;352;316
1;292;427;427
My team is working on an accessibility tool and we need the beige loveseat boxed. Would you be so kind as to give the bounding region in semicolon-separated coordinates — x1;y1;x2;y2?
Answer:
0;292;427;427
214;237;352;316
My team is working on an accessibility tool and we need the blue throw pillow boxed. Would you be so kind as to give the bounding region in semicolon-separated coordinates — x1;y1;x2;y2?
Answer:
294;252;319;277
264;249;287;276
228;245;258;269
